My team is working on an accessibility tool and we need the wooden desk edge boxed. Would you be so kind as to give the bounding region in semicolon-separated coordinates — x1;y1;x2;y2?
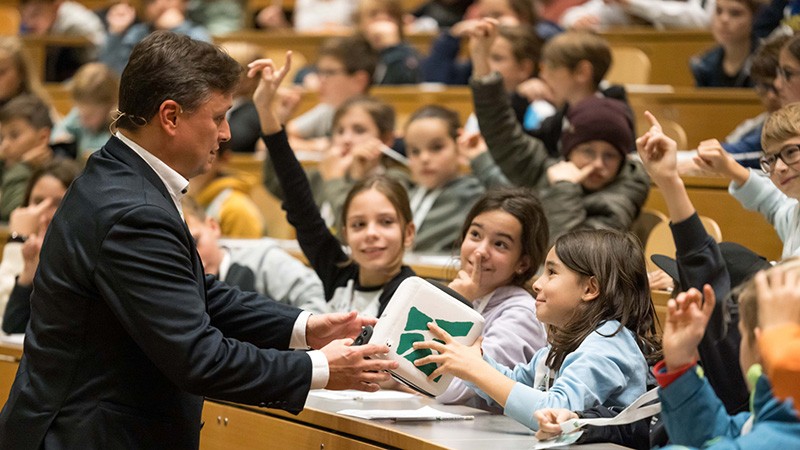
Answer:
207;399;451;450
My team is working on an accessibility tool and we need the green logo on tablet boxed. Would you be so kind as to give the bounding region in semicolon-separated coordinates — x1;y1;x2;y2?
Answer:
396;307;474;382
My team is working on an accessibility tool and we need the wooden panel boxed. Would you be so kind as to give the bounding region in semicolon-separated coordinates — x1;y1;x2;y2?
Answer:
652;290;670;334
244;0;428;16
291;86;474;132
645;177;783;261
0;344;21;411
201;401;388;450
215;31;438;68
45;83;73;116
20;35;93;83
628;86;762;149
45;82;757;149
601;28;714;87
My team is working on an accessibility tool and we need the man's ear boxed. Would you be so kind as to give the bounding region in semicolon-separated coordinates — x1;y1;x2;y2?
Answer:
581;275;600;302
159;100;182;135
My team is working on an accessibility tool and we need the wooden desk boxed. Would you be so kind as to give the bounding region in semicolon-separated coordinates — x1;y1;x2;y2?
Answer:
202;395;630;449
290;85;760;146
627;86;762;148
600;28;714;87
651;290;670;333
0;338;23;410
215;30;438;67
288;87;473;133
45;81;758;148
216;27;713;89
645;176;783;262
45;83;72;116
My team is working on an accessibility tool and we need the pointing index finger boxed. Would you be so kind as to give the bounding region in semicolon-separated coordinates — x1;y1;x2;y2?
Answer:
644;111;662;132
471;252;482;283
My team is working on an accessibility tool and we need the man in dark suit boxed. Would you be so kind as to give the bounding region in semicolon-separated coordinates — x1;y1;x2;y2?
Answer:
0;31;396;449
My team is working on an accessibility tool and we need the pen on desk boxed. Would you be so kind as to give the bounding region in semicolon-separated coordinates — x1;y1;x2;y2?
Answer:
394;415;475;422
380;144;409;166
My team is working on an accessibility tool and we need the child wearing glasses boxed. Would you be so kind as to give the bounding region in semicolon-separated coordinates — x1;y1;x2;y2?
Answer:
694;102;800;259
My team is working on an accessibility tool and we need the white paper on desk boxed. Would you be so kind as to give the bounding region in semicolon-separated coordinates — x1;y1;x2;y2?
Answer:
337;405;472;421
309;389;417;401
0;333;24;348
532;430;583;449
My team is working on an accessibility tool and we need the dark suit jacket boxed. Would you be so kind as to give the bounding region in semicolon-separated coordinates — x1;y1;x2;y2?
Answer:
0;136;313;449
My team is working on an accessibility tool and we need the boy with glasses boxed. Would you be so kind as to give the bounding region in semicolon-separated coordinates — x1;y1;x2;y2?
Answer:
284;35;378;153
694;102;800;259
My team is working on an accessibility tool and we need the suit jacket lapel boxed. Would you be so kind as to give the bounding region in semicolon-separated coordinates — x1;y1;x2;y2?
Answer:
102;136;206;294
103;136;175;208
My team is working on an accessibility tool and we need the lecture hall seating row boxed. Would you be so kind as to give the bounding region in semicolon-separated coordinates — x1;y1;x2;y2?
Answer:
16;25;714;88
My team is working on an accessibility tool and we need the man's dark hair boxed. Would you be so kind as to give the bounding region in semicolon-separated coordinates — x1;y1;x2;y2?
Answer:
116;31;241;130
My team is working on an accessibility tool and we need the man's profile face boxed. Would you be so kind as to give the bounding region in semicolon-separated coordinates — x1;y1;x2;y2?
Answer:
172;91;232;179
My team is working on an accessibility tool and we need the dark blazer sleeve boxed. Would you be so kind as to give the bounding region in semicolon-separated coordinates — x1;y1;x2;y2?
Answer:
93;204;312;409
204;274;305;350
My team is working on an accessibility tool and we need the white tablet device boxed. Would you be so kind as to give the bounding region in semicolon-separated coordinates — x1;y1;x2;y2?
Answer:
368;277;485;397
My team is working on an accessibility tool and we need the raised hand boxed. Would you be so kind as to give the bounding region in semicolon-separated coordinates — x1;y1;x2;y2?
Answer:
154;6;186;30
467;18;499;78
457;131;488;164
449;251;487;301
248;52;293;134
755;266;800;331
321;339;398;391
662;285;716;371
274;86;303;124
306;311;378;350
516;78;554;103
534;408;579;440
106;2;136;35
635;111;678;184
412;321;485;382
694;139;749;186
